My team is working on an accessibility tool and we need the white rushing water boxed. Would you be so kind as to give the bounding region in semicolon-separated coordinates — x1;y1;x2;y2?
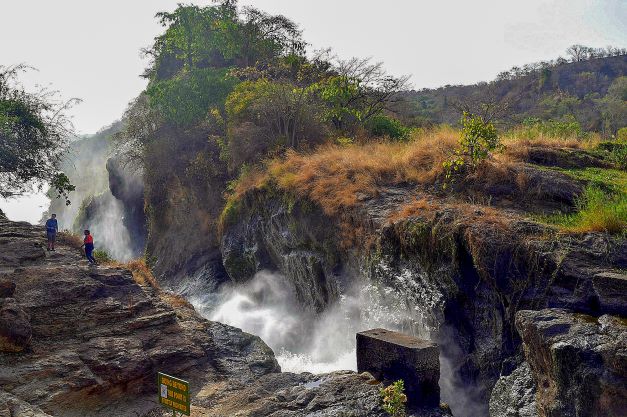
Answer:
191;269;432;373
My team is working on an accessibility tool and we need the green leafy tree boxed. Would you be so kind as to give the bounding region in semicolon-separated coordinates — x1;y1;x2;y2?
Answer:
223;78;325;169
0;65;77;204
316;57;410;132
599;76;627;135
146;67;238;126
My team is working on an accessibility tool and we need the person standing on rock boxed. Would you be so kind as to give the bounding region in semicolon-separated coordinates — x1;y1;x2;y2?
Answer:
81;229;96;265
45;214;58;251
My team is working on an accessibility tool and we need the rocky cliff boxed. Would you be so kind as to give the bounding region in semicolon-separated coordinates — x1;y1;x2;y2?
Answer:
218;146;626;416
0;212;450;416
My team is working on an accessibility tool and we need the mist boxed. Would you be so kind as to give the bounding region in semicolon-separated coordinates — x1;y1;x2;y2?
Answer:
190;270;431;373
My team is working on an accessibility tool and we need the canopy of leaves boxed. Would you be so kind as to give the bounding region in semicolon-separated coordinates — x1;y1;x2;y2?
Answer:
0;65;77;203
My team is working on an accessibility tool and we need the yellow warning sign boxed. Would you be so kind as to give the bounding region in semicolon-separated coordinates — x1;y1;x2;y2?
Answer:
158;372;190;416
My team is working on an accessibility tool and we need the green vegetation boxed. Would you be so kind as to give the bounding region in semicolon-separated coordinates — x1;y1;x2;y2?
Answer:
534;165;626;235
118;1;409;175
93;249;113;263
396;47;626;135
367;115;410;140
540;185;626;235
443;112;501;186
380;380;407;417
519;116;584;139
0;65;77;204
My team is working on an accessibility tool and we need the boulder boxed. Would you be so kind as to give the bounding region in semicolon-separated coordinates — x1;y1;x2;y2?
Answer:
0;298;32;352
516;309;627;417
489;361;538;417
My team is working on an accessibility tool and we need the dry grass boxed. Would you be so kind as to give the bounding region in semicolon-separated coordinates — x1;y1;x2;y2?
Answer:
264;127;459;215
57;231;84;249
388;197;440;223
230;127;598;218
501;132;602;161
160;292;194;309
124;259;160;288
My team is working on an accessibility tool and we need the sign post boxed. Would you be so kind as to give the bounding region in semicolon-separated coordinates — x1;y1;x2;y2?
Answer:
158;372;191;416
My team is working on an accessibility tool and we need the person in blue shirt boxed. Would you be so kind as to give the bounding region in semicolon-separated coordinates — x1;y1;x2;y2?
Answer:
45;214;58;251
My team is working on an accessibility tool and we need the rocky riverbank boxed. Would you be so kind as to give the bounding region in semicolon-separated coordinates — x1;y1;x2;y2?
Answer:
0;213;452;416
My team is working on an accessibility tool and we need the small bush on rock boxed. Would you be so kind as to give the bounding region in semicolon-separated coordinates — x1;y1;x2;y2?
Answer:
380;379;407;417
443;112;501;187
93;250;112;263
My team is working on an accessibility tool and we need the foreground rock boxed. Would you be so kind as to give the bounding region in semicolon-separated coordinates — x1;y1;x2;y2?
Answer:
516;309;627;417
489;362;537;417
0;214;445;416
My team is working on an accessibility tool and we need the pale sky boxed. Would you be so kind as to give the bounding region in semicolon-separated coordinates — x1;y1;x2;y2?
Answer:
1;0;626;223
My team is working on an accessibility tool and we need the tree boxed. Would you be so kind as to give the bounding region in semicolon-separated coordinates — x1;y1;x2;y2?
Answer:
566;45;591;62
223;78;325;169
238;6;305;67
317;57;410;132
0;65;77;203
598;76;627;135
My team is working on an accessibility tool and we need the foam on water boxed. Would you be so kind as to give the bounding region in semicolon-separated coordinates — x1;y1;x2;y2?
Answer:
196;269;431;373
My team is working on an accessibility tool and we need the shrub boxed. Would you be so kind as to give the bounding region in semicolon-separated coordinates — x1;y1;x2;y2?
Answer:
459;112;500;166
367;115;410;140
380;380;407;417
609;143;627;170
93;249;113;263
443;113;501;187
617;127;627;142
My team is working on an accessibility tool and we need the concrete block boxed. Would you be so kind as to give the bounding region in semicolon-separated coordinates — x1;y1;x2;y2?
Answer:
357;328;439;408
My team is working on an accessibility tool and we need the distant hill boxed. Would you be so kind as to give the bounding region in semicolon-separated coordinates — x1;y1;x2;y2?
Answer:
396;54;627;134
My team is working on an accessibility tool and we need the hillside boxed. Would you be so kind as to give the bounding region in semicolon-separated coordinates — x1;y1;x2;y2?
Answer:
397;54;627;133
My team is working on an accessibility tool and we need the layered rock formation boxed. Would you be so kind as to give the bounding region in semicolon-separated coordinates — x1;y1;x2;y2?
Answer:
0;213;448;416
515;308;626;417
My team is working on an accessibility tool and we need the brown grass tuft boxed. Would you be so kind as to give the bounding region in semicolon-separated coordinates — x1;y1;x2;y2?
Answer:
58;231;84;249
160;292;194;309
124;259;160;288
265;127;459;215
388;197;440;223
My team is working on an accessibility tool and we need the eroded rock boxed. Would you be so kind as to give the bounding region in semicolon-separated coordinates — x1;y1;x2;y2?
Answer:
489;361;538;417
0;298;31;352
516;309;627;417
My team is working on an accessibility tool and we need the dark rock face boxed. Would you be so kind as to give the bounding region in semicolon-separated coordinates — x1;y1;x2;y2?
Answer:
106;156;147;255
489;362;538;417
221;191;343;313
0;298;31;352
592;271;627;315
220;185;626;417
525;147;612;169
357;329;440;408
0;390;52;417
516;309;627;417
